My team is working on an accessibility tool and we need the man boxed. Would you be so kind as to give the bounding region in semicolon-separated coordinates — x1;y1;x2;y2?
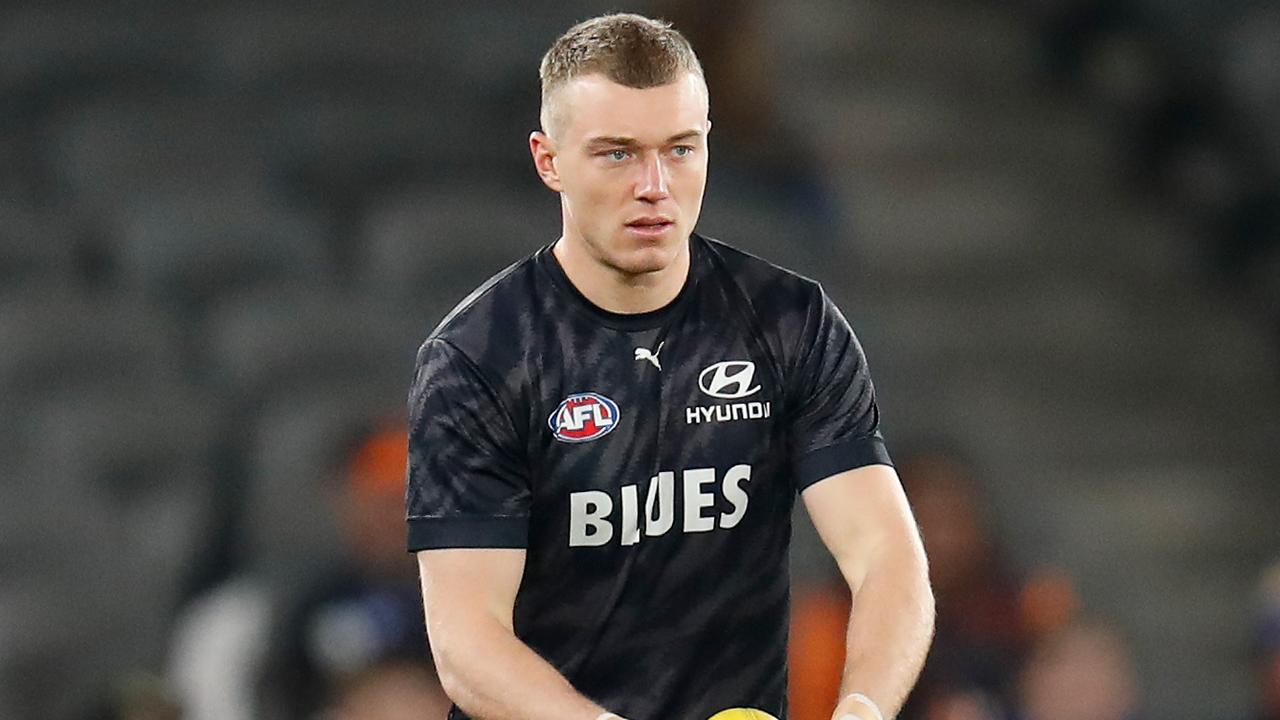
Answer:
406;13;933;720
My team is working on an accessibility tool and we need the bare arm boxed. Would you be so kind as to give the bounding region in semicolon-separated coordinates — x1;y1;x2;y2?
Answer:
801;464;935;720
417;548;621;720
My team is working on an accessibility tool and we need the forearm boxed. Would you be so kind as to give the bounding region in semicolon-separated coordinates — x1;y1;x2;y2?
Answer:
433;614;611;720
834;540;935;720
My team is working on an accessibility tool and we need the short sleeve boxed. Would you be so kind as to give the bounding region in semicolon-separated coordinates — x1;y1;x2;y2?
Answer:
406;339;531;551
787;286;892;491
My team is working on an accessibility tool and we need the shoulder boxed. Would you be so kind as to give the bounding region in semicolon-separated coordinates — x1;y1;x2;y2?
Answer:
414;248;546;373
696;233;827;329
429;250;542;343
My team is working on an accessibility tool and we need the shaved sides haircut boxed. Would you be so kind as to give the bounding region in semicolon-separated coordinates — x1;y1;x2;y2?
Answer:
538;13;706;135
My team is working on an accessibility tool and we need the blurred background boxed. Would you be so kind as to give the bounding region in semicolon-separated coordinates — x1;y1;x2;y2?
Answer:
1;0;1277;719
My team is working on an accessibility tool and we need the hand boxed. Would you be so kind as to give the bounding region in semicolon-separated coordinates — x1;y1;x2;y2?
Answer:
830;693;883;720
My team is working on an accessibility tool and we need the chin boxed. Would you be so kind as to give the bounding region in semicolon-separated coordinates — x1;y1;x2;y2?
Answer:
608;253;669;276
608;241;682;276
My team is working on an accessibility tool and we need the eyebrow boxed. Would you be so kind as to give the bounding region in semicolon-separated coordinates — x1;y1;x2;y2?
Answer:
586;129;705;148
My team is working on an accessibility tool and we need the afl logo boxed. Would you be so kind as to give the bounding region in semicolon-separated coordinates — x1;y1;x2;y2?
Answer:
549;393;620;443
699;361;760;399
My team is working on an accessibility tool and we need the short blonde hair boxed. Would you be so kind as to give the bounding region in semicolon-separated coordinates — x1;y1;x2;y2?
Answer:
539;13;705;133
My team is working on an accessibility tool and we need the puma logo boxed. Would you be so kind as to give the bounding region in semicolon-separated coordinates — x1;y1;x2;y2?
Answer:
634;341;664;371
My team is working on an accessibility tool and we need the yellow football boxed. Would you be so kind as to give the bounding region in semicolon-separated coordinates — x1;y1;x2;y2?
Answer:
706;709;779;720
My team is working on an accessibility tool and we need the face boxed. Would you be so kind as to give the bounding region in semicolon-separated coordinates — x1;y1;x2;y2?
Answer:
1019;625;1138;720
900;454;986;590
531;72;710;276
337;482;411;578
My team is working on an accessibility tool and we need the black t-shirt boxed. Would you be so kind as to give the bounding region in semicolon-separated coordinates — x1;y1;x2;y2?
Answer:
406;233;892;720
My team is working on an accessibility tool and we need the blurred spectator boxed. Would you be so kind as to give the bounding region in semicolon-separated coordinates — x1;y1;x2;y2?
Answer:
1017;569;1081;647
322;659;451;720
789;582;850;720
1014;618;1143;720
1027;0;1280;331
258;425;433;719
168;575;272;720
1243;560;1280;720
789;444;1029;720
897;446;1028;720
169;424;440;720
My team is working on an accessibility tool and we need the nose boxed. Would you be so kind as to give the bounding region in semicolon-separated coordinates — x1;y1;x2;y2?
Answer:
634;151;670;203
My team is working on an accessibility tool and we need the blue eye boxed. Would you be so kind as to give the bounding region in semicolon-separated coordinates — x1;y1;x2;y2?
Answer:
672;145;694;157
608;149;629;161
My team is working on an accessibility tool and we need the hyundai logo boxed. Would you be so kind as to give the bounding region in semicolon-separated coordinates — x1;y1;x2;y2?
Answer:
698;361;760;399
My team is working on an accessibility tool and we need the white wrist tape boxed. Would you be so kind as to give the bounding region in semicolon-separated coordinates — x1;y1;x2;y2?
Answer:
595;713;623;720
839;692;885;720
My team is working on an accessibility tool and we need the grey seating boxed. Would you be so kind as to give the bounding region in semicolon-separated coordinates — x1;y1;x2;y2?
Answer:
0;462;118;720
1220;7;1280;304
416;4;566;90
0;381;217;720
261;91;451;197
258;87;526;205
111;191;332;309
0;203;79;291
0;6;204;122
201;286;421;409
203;4;436;93
20;381;219;626
240;381;406;592
201;5;483;193
0;291;183;425
358;183;556;316
0;134;22;200
202;4;553;194
696;184;834;280
205;3;558;96
47;95;270;211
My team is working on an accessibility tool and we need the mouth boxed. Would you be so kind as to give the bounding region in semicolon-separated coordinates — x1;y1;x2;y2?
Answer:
624;216;675;237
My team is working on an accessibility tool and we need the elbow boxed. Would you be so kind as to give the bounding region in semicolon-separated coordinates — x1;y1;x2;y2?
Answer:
433;653;485;719
428;625;501;717
426;631;469;707
435;660;467;707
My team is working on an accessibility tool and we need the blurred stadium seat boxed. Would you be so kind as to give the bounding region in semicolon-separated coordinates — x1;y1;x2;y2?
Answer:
0;292;183;419
46;95;270;210
201;4;436;93
0;381;218;720
24;382;218;612
201;285;419;408
0;6;206;121
240;383;406;592
112;191;332;309
358;183;557;312
0;202;80;291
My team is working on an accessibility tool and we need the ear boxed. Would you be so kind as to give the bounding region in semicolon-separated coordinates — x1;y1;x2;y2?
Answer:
529;131;563;193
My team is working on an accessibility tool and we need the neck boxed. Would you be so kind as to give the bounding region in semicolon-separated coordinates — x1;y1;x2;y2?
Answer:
552;235;691;315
